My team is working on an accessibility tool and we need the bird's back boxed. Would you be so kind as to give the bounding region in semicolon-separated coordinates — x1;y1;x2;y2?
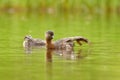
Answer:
54;38;74;50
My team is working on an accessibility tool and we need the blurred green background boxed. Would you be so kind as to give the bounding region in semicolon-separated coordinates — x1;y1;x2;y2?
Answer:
0;0;120;80
0;0;120;15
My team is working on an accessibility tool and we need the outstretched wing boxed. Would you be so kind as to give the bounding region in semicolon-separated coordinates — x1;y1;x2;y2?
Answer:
64;36;88;43
54;38;74;50
54;36;88;49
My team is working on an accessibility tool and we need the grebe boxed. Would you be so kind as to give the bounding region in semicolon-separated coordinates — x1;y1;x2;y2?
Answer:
23;35;45;53
45;30;88;50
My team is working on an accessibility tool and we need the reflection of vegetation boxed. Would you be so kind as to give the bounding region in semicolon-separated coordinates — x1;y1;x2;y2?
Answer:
0;0;119;14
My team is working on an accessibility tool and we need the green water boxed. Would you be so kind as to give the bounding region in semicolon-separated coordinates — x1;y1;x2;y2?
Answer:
0;13;120;80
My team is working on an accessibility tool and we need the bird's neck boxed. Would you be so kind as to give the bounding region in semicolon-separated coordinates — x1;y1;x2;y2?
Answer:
46;39;55;49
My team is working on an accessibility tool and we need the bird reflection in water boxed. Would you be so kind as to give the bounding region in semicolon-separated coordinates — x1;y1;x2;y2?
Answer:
55;49;90;60
46;49;53;62
46;48;90;62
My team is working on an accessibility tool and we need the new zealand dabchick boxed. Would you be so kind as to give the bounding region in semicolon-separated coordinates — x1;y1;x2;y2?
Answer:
45;30;88;50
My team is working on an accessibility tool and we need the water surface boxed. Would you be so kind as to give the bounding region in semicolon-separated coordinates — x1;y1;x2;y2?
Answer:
0;13;120;80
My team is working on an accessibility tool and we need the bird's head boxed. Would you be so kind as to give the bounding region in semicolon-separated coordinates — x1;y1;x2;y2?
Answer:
45;30;54;40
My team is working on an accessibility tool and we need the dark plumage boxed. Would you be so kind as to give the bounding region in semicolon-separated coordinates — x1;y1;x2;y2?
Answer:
45;31;88;50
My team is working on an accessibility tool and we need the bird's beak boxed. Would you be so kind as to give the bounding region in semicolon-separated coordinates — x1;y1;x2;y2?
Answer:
52;35;54;39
